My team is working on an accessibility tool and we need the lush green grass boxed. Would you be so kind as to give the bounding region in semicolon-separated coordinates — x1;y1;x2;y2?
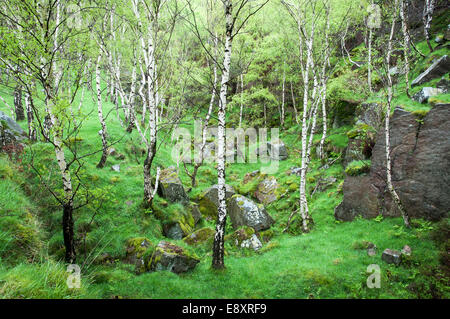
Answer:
0;36;448;299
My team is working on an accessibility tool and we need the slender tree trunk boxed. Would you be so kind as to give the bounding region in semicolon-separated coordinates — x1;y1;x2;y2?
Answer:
239;73;244;127
423;0;435;52
213;0;233;270
281;61;286;127
290;81;299;124
400;0;411;97
386;0;411;228
14;84;25;121
298;23;315;233
96;54;109;168
24;88;36;141
368;27;373;93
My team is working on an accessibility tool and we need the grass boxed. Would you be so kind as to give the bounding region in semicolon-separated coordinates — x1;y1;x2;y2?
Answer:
0;36;448;299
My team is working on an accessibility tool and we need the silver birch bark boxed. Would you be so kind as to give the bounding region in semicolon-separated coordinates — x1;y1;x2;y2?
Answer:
400;0;411;97
423;0;436;52
213;0;234;270
96;54;109;168
386;0;411;228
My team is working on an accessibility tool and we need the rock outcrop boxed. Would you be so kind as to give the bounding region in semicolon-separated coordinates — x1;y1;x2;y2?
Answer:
335;104;450;222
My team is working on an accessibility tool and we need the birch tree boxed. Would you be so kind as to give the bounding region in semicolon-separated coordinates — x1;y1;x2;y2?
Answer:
384;0;411;228
422;0;436;53
0;0;96;263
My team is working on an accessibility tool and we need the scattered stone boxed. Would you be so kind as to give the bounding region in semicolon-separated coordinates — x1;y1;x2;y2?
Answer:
227;226;262;251
381;248;402;265
111;164;120;172
228;194;275;231
401;245;412;256
435;35;444;44
411;55;450;87
412;87;444;103
157;166;189;203
286;167;302;176
367;242;377;257
198;184;235;218
146;241;200;274
241;234;263;251
183;227;215;245
254;176;280;205
108;148;117;156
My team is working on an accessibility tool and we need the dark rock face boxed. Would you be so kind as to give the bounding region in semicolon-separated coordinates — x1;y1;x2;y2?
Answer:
228;195;274;231
157;166;189;203
335;105;450;222
411;55;450;87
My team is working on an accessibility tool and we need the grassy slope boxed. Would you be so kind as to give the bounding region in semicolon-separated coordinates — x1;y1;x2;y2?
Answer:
0;40;449;299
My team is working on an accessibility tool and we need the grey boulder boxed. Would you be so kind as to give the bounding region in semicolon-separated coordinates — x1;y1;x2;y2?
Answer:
228;194;274;231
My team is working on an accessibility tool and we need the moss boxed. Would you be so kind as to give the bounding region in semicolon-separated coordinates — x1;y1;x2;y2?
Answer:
345;160;371;176
183;227;215;245
126;237;153;260
226;226;256;246
259;229;274;243
288;183;299;191
412;109;430;119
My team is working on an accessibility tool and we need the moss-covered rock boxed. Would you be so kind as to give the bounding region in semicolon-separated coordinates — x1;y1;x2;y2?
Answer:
146;241;200;274
254;176;280;205
198;184;235;219
183;227;215;245
157;166;189;203
124;237;155;273
228;194;274;231
345;160;371;176
226;226;262;251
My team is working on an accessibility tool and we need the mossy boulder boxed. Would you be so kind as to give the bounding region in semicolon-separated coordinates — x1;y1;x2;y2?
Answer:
146;241;200;274
254;176;280;205
124;237;155;274
198;184;235;219
228;194;274;231
226;226;262;251
183;227;215;245
162;209;196;240
157;166;189;203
